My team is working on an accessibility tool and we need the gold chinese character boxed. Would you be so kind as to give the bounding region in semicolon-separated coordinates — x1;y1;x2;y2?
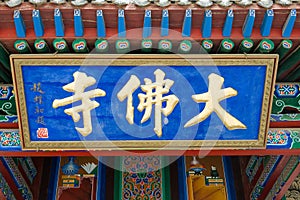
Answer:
35;107;44;114
117;69;179;137
34;95;43;104
31;82;44;94
36;116;46;125
184;73;246;130
52;72;106;136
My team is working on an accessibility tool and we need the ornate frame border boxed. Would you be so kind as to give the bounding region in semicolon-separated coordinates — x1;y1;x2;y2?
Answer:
11;54;278;150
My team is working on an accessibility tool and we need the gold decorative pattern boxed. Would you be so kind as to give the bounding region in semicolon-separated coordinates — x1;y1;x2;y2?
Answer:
10;54;278;150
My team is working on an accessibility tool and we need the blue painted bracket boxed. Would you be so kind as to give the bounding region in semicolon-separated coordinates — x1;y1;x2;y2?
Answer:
118;9;126;38
97;10;106;38
32;9;44;37
223;9;234;37
54;8;64;37
202;10;212;38
161;9;169;37
260;9;274;37
74;9;84;37
282;9;296;38
96;157;107;200
182;9;192;37
143;10;152;38
242;9;255;38
177;156;188;200
13;10;26;38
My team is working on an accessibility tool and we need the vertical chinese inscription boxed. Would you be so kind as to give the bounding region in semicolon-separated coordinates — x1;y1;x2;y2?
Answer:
31;82;45;125
52;72;106;136
118;69;179;137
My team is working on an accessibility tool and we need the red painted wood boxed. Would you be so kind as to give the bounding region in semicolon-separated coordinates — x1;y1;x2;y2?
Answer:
0;189;5;200
275;162;300;200
258;156;291;200
0;123;18;129
1;121;297;130
0;159;24;200
0;149;299;156
270;121;300;128
0;3;299;30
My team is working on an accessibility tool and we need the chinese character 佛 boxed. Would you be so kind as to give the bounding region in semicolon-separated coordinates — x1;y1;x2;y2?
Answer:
52;72;106;136
117;69;179;137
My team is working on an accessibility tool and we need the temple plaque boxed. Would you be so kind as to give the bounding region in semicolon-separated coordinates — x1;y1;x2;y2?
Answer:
11;54;278;150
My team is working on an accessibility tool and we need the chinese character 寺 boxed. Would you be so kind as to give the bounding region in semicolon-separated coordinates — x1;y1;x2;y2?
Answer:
118;69;179;137
52;72;106;136
184;73;246;130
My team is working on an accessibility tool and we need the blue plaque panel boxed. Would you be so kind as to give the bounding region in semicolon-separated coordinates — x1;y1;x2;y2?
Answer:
11;55;278;150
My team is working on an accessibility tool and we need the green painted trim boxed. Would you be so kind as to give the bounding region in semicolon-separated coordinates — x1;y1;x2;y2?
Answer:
0;43;10;72
161;157;171;200
113;157;122;200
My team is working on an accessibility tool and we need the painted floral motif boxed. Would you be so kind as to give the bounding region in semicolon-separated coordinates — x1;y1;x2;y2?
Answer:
275;84;299;97
272;83;300;115
122;156;162;200
0;173;16;200
123;171;162;200
267;130;288;145
0;131;21;147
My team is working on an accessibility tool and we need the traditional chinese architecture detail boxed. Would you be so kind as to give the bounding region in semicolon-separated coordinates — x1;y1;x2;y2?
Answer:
267;130;289;145
0;86;17;123
184;73;246;130
266;156;299;200
0;131;20;147
246;156;263;182
272;83;300;114
290;131;300;149
19;158;37;184
250;156;282;200
266;130;300;149
118;69;179;137
1;157;33;199
52;72;106;136
0;173;16;200
275;84;299;97
267;129;300;149
270;114;300;122
121;156;163;200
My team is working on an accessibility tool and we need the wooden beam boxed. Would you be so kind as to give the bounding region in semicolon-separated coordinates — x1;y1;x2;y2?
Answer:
0;149;299;156
275;161;300;200
0;159;24;200
257;155;291;200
